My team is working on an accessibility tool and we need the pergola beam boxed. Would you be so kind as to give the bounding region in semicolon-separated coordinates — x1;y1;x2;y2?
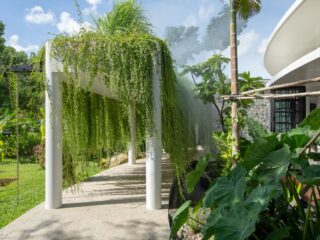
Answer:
45;41;163;210
222;91;320;100
241;76;320;95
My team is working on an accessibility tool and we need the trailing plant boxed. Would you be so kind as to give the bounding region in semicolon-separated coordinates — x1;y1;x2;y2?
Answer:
51;0;194;185
171;107;320;240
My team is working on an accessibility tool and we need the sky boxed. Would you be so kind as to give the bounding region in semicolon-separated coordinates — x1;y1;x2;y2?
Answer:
0;0;295;79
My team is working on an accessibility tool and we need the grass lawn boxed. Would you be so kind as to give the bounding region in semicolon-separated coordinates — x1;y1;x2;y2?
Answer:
0;159;101;229
0;160;45;229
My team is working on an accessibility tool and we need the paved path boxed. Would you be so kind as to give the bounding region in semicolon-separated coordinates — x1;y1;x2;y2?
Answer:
0;157;173;240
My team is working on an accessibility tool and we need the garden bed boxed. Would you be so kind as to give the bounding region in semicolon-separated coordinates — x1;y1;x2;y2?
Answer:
0;177;16;187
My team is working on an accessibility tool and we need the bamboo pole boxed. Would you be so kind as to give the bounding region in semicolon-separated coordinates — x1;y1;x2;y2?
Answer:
299;130;320;157
241;77;320;95
222;91;320;100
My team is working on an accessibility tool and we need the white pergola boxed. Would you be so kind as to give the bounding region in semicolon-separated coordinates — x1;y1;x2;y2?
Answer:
45;41;163;210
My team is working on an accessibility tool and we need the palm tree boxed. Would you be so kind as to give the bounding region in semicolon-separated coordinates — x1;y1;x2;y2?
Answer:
229;0;261;161
94;0;152;35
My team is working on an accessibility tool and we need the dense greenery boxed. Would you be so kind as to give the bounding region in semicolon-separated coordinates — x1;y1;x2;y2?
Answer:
0;160;45;228
50;0;196;185
182;55;264;133
171;108;320;240
182;54;264;174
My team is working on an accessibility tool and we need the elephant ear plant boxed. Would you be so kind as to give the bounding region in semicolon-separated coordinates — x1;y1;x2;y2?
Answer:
171;108;320;240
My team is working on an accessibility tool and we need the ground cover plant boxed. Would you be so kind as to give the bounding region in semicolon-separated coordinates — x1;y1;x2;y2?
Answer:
0;159;44;228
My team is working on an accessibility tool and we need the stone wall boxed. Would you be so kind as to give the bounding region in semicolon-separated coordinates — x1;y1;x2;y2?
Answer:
247;99;272;131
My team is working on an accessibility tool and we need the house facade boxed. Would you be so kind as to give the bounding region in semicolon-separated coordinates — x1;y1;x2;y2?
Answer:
263;0;320;132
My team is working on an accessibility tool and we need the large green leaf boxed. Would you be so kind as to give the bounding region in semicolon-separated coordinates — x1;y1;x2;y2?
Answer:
170;200;191;239
290;158;320;185
212;203;260;240
242;135;278;171
256;145;291;184
203;167;246;209
281;127;311;150
202;206;226;239
299;107;320;130
265;227;290;240
245;185;278;211
186;154;210;193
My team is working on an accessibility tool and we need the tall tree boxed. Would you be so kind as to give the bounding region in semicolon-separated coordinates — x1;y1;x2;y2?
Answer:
230;0;261;161
0;21;5;54
182;54;230;132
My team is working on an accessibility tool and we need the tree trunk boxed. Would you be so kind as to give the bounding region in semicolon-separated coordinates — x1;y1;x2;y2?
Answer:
230;0;240;161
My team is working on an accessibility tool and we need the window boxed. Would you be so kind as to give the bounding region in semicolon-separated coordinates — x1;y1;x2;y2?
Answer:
271;87;306;132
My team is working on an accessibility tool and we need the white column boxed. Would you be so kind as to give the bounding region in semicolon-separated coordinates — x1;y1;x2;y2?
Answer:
128;103;136;165
45;42;62;209
146;48;162;210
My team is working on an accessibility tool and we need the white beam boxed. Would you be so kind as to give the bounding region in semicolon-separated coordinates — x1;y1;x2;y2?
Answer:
128;103;137;165
146;49;162;210
45;42;62;209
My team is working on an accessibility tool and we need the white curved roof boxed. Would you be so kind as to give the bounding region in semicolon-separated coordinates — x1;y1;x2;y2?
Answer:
264;0;320;81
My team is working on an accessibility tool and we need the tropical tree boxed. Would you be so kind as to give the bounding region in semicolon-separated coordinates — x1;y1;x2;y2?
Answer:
182;55;264;135
182;54;230;133
230;0;261;160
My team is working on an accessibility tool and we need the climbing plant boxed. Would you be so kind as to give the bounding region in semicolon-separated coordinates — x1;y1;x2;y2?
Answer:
51;0;193;185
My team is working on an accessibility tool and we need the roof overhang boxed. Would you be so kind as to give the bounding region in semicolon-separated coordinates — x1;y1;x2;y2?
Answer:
48;42;117;99
267;47;320;87
264;0;320;79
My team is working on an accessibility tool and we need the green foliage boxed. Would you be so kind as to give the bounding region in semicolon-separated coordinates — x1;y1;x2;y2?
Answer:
239;71;264;92
94;0;152;35
52;1;192;184
213;131;233;174
300;107;320;130
241;134;277;171
0;21;5;53
0;160;45;228
245;117;269;140
0;159;100;228
182;54;230;132
62;83;130;185
170;200;191;239
182;54;264;135
235;0;262;20
171;108;320;240
264;227;290;240
186;154;210;193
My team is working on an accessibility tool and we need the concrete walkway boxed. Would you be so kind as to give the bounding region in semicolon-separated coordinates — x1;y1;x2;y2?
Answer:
0;157;173;240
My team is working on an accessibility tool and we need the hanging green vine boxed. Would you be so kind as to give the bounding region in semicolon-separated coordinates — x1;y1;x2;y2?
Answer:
47;0;199;185
51;30;193;185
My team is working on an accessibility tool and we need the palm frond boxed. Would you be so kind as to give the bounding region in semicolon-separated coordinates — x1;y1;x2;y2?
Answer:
236;0;261;20
94;0;152;35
